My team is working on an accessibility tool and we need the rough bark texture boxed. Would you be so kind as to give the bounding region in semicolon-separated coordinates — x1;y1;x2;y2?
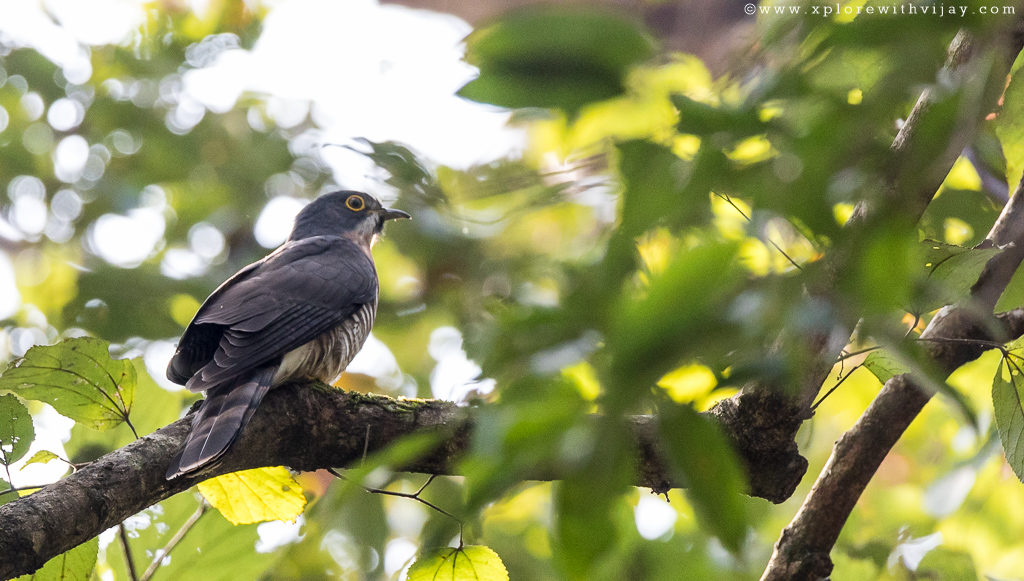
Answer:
706;391;808;503
0;382;803;579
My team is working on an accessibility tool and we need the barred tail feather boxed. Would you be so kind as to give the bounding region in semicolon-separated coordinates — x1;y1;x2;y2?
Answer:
166;365;277;479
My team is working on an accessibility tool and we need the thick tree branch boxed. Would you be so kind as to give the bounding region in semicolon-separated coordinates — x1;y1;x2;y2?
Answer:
762;162;1024;579
0;380;805;579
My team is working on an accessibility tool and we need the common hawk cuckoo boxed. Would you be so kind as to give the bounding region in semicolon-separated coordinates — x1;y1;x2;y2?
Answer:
165;191;409;479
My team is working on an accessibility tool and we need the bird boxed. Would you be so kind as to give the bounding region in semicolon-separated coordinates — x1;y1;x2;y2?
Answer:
164;190;410;479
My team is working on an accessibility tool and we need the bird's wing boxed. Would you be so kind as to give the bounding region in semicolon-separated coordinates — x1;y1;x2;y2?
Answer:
166;257;263;385
168;236;378;392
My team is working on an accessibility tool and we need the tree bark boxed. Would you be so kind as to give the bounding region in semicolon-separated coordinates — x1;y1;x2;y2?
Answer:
0;382;804;580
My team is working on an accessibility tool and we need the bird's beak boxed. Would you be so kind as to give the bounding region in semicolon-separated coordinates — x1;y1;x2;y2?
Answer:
380;208;411;221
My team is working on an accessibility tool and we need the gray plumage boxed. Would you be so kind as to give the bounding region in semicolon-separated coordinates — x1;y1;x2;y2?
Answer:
165;191;409;479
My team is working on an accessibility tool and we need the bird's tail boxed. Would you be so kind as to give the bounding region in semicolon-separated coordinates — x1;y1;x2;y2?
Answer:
166;365;277;479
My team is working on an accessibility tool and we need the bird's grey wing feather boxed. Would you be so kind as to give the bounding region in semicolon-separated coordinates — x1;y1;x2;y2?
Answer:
166;258;265;385
175;236;378;392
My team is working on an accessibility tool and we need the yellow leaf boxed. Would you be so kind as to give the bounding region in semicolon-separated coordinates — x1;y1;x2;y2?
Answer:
24;450;61;466
725;135;775;164
659;364;717;403
408;545;509;581
562;361;601;401
637;228;677;277
198;466;306;525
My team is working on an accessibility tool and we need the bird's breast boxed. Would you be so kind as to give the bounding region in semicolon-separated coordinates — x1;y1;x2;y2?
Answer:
273;300;377;386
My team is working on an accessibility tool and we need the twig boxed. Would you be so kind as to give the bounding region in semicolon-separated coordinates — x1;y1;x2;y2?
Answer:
834;345;883;363
917;335;1009;351
810;364;863;411
0;483;50;497
139;502;207;581
118;524;139;581
328;469;464;544
715;192;805;271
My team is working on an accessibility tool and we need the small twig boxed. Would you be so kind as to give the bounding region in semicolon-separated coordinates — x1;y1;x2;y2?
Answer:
835;335;1011;369
715;192;805;271
917;336;1009;352
362;425;371;464
118;524;139;581
835;345;883;363
823;335;1015;411
0;483;50;497
140;502;207;581
328;470;464;543
810;364;863;411
124;416;140;440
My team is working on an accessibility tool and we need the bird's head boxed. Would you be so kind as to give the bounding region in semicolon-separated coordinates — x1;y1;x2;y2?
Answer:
289;190;410;245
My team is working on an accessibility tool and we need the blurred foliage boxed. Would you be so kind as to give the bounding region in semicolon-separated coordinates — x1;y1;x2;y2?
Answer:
2;1;1024;580
459;6;655;116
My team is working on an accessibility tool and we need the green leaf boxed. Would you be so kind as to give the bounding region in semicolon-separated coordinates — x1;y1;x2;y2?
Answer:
0;337;135;431
919;187;1002;249
0;479;14;506
616;140;709;238
0;393;33;466
23;450;61;467
408;545;509;581
993;359;1024;482
994;67;1024;188
14;536;98;581
862;350;910;384
671;94;764;137
459;6;654;115
462;377;587;512
914;240;1001;312
996;261;1024;312
658;402;748;552
610;242;742;388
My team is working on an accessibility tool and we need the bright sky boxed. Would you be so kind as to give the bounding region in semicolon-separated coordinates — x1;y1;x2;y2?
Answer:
0;0;525;264
0;0;525;302
0;0;522;164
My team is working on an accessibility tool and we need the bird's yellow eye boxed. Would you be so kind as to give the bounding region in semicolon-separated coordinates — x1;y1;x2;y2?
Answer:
345;195;366;212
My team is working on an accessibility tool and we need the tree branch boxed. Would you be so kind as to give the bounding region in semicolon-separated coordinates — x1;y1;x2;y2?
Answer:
0;378;808;579
762;157;1024;579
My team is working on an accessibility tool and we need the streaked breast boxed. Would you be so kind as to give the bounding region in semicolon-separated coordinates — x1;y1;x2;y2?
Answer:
274;300;377;386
